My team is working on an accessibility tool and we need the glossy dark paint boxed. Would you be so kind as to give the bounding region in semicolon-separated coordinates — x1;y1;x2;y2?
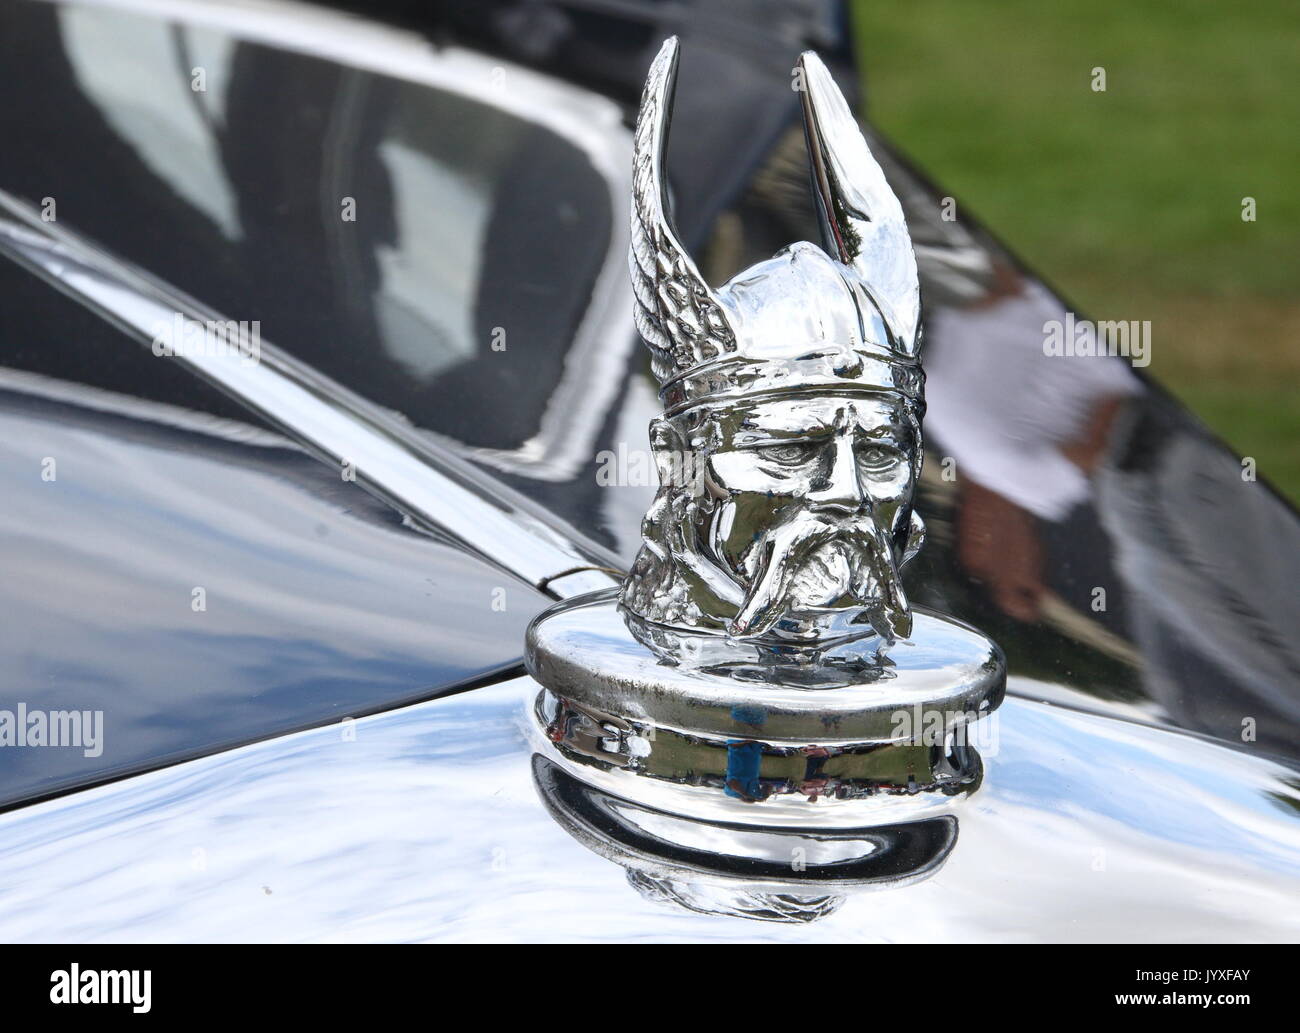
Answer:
0;272;545;810
0;0;1296;816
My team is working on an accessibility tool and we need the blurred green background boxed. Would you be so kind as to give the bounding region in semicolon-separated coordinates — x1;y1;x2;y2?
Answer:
851;0;1298;501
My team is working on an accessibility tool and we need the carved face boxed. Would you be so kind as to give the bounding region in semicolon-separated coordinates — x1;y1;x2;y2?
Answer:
707;395;917;563
619;40;928;646
630;392;923;643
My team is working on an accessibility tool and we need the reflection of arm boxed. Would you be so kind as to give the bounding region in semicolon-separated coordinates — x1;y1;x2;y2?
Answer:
957;479;1044;622
955;396;1128;623
1062;396;1124;474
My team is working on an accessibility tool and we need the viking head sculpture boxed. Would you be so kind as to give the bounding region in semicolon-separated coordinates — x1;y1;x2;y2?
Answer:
620;38;926;645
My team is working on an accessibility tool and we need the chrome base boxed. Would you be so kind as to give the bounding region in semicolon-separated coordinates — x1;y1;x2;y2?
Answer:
525;590;1004;829
532;756;959;922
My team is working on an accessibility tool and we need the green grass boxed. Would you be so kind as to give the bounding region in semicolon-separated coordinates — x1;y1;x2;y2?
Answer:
851;0;1299;501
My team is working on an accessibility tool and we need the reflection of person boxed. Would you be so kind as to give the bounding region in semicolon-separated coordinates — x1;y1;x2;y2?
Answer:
724;740;769;802
880;145;1300;755
924;265;1142;621
798;746;833;802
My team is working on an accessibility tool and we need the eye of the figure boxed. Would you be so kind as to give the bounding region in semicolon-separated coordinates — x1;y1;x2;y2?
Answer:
857;443;904;474
753;441;817;466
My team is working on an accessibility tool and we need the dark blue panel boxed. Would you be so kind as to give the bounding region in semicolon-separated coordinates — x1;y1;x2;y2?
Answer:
0;281;547;808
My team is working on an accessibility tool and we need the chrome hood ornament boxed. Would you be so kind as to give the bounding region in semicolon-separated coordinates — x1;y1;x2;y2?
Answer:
623;38;924;644
527;39;1004;839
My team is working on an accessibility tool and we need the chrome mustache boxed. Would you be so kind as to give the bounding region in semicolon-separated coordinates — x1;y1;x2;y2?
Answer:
730;509;911;642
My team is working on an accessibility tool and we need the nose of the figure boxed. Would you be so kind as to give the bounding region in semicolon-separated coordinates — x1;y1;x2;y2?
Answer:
807;434;865;514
